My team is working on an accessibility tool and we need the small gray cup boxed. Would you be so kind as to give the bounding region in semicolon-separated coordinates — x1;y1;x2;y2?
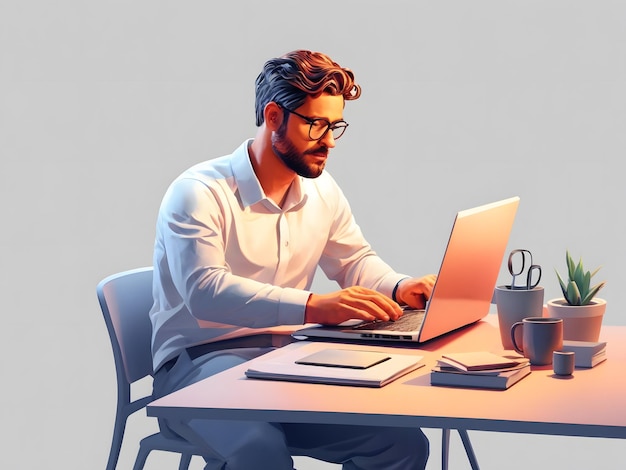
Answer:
495;285;545;350
553;351;575;376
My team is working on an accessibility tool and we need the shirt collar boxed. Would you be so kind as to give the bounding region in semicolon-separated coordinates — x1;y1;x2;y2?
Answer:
231;139;307;210
230;139;264;208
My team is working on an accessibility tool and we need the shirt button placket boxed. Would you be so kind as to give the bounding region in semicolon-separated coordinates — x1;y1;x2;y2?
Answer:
275;213;290;281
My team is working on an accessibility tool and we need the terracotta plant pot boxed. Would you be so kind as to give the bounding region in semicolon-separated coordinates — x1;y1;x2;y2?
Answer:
545;298;607;342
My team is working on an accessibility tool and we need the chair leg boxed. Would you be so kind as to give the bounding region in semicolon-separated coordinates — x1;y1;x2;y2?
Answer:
106;410;128;470
457;429;480;470
441;428;451;470
132;447;151;470
178;453;192;470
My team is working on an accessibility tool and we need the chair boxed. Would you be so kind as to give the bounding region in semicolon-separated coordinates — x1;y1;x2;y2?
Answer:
97;267;205;470
98;266;478;470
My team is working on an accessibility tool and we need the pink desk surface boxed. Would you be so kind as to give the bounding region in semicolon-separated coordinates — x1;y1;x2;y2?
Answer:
147;315;626;439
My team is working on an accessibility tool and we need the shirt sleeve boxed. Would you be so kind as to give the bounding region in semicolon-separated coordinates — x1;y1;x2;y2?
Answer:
317;181;409;298
155;177;309;327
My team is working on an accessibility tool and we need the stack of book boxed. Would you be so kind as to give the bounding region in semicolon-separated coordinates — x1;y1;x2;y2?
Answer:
561;340;607;368
430;351;531;390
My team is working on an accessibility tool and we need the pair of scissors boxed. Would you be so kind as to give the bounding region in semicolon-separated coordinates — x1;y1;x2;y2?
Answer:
508;249;542;290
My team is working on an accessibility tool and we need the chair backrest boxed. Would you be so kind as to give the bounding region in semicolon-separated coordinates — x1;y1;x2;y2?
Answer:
97;267;155;385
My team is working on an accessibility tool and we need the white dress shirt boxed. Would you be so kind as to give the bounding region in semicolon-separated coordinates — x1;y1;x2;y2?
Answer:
150;139;408;371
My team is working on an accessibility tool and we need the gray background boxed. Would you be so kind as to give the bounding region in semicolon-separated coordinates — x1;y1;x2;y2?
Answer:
1;1;624;468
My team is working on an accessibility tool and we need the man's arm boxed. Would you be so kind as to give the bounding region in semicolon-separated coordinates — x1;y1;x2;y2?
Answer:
311;177;436;322
156;177;309;328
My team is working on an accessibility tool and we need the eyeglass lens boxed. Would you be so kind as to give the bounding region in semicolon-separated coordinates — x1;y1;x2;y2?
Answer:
309;120;348;140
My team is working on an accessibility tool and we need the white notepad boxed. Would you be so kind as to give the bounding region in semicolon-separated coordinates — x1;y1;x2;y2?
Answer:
245;342;424;388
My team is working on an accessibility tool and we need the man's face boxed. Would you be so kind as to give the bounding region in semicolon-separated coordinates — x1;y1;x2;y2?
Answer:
272;94;345;178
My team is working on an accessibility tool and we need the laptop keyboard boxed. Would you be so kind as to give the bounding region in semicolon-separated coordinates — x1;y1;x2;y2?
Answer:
352;309;426;332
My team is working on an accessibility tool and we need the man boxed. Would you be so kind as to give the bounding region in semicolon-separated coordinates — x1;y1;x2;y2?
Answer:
150;49;436;469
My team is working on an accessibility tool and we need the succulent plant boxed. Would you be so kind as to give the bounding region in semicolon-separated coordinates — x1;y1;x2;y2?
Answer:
555;250;606;306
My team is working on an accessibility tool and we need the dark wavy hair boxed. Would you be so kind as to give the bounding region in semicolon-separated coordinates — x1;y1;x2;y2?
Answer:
254;50;362;126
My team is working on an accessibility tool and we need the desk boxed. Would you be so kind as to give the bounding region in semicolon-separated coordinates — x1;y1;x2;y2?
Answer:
147;315;626;440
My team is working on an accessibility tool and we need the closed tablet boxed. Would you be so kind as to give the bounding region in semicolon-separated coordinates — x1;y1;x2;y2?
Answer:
295;349;391;369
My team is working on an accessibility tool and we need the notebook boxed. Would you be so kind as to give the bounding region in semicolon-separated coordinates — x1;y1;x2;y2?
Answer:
293;196;520;344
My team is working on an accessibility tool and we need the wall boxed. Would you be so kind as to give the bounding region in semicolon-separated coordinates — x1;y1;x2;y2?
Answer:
1;1;624;468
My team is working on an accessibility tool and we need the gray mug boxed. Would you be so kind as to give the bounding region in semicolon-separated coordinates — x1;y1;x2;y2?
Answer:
495;285;544;350
511;317;563;365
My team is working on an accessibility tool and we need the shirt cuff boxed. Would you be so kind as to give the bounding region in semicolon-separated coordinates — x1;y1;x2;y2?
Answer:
278;287;311;325
392;276;411;303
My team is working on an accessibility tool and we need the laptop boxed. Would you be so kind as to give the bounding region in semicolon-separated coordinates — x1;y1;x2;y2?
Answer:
293;196;520;344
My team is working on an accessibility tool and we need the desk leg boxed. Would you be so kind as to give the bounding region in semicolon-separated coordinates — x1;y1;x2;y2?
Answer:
441;429;451;470
441;429;480;470
458;429;480;470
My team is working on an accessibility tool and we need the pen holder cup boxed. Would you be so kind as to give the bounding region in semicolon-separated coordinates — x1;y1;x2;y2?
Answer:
495;285;544;350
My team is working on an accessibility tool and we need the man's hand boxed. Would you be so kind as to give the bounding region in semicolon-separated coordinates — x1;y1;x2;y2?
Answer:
305;286;403;325
395;274;437;309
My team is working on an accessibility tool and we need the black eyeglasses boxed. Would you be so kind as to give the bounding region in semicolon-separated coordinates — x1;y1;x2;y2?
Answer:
277;104;349;141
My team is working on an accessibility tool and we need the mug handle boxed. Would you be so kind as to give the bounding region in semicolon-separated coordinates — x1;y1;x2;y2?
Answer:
510;322;524;355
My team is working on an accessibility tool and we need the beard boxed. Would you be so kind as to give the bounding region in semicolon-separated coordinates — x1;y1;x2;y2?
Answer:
271;128;328;179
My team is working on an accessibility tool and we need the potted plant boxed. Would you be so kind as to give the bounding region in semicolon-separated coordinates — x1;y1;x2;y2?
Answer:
546;250;607;341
